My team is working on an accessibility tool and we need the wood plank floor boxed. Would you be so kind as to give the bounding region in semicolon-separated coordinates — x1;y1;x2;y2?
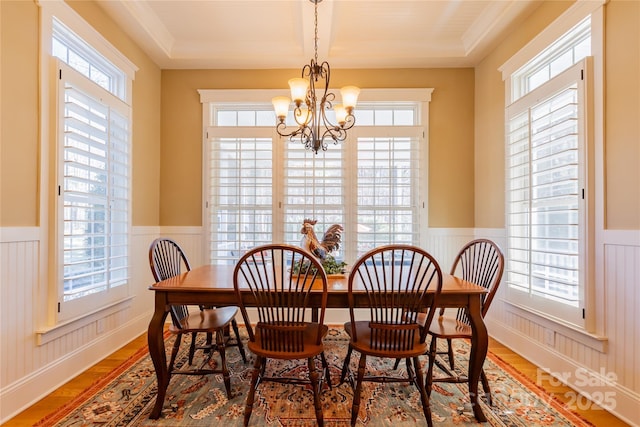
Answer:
1;335;630;426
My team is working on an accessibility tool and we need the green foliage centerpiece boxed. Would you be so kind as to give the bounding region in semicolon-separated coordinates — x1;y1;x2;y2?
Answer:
292;254;347;276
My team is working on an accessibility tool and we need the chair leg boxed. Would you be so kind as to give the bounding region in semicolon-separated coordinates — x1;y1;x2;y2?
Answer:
405;357;416;385
425;336;437;397
351;354;367;427
320;352;332;389
350;354;367;427
413;356;433;427
188;332;197;365
244;355;262;427
392;358;401;370
446;338;454;369
205;332;213;354
168;333;183;379
340;344;353;385
231;318;248;363
216;330;232;399
308;357;324;427
480;368;492;406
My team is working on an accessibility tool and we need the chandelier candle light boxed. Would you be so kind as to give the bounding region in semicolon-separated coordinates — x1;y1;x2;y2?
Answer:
272;0;360;154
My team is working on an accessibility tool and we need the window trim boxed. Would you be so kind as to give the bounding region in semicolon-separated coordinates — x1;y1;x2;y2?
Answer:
38;0;137;103
38;0;136;326
500;2;604;335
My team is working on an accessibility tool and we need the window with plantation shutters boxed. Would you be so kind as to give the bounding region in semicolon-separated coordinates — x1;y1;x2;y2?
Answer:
207;131;274;264
58;62;130;313
354;129;421;257
283;140;345;256
47;8;134;321
202;92;429;265
506;60;589;327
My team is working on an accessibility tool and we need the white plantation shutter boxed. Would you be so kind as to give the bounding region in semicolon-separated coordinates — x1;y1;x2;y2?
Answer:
59;62;130;305
283;141;345;257
207;131;274;264
354;129;421;257
506;61;586;326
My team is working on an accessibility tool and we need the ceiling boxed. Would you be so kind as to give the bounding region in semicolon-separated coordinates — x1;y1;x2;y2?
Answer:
95;0;542;70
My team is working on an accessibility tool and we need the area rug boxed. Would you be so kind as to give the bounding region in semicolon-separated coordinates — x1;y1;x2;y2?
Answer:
35;328;594;426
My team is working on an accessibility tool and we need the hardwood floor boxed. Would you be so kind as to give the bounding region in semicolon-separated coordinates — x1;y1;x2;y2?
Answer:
1;334;148;427
2;335;630;426
488;338;630;427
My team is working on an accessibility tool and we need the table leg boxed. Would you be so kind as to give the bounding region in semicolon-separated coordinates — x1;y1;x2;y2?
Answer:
467;295;488;422
148;293;169;419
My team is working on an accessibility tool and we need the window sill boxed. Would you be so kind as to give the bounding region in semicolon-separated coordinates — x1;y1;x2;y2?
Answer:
36;296;135;346
503;300;608;353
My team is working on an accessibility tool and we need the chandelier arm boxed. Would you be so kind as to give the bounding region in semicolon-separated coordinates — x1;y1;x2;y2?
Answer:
292;106;312;127
276;121;305;138
341;113;357;131
320;126;347;146
319;61;331;92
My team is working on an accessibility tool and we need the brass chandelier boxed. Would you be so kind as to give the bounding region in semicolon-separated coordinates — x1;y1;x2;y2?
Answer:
272;0;360;154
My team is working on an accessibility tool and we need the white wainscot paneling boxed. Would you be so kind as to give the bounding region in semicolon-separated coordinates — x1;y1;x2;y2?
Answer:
487;230;640;426
158;226;204;267
0;227;157;423
425;228;476;270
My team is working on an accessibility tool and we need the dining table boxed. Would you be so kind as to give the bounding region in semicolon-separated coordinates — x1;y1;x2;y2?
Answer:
147;264;489;421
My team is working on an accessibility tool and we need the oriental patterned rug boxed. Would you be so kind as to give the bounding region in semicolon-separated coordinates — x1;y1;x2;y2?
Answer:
35;328;594;426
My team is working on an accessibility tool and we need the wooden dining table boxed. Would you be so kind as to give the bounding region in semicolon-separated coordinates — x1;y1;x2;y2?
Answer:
147;264;489;421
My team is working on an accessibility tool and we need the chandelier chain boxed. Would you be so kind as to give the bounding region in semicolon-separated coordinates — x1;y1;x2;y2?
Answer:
314;0;319;65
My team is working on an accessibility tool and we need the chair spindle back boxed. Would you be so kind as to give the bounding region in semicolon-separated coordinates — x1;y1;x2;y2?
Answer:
349;245;442;352
450;239;504;324
149;238;192;327
234;244;328;353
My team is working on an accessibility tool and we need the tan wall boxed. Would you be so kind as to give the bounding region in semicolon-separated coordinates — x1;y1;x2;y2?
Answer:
475;0;640;230
474;0;574;228
1;1;39;226
66;0;162;227
604;0;640;229
161;68;475;227
0;0;162;227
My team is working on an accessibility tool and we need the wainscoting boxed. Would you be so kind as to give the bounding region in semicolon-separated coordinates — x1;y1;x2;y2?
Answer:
0;227;160;422
484;229;640;426
1;227;638;425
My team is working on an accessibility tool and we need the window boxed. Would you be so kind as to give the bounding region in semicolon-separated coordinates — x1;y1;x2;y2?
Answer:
42;2;136;321
503;14;598;329
201;90;431;265
510;18;591;100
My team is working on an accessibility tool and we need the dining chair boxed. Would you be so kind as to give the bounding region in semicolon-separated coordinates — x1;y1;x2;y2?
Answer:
233;244;330;427
148;238;246;398
339;245;443;427
425;238;504;406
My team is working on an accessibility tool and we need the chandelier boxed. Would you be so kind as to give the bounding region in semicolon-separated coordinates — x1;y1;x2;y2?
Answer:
272;0;360;154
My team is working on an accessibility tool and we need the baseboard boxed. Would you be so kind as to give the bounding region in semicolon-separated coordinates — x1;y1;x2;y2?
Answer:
0;311;152;424
486;317;640;427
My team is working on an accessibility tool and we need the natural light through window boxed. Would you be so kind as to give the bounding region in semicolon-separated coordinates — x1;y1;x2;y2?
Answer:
202;91;431;265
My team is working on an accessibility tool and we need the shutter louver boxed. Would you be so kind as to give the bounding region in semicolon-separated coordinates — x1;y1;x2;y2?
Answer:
507;80;581;307
284;142;344;252
62;83;129;300
209;137;273;264
356;136;419;257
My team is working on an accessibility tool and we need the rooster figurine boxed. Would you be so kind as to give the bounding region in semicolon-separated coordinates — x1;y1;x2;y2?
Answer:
300;219;343;260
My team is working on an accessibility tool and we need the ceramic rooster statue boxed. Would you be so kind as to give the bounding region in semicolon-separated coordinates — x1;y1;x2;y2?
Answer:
300;219;343;260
